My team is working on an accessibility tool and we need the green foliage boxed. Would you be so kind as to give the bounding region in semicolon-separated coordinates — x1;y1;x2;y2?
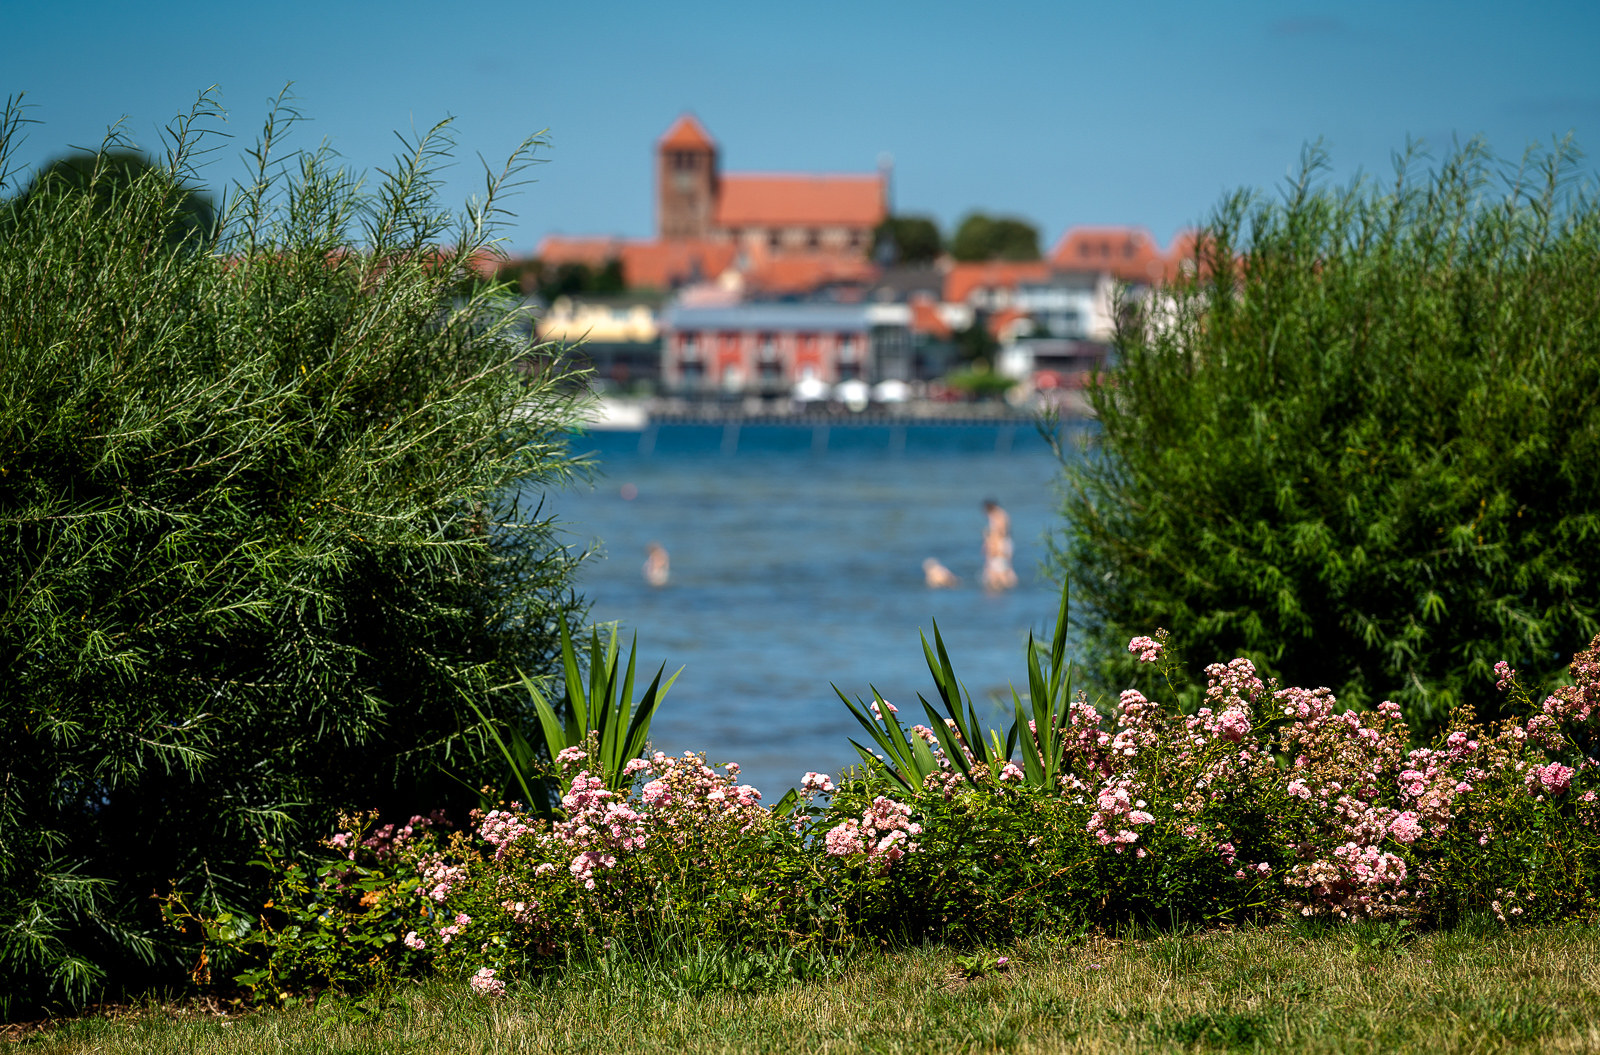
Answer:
870;214;942;265
942;364;1013;399
1057;138;1600;731
527;259;626;301
950;212;1040;262
951;320;999;364
474;612;678;813
161;812;435;1004
0;89;589;1014
10;148;217;249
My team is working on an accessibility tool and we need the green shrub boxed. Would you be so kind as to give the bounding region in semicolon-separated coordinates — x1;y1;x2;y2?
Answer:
1057;139;1600;731
0;90;589;1014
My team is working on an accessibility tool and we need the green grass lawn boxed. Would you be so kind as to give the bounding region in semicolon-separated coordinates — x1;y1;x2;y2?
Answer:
16;922;1600;1053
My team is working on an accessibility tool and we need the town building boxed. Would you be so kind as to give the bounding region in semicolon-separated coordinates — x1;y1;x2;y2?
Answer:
539;115;888;292
656;114;887;252
527;116;1208;402
662;301;909;394
535;292;665;390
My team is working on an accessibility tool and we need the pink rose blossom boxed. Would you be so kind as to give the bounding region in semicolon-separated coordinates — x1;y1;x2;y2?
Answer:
1128;635;1163;663
1493;660;1516;692
470;967;506;998
1389;811;1423;844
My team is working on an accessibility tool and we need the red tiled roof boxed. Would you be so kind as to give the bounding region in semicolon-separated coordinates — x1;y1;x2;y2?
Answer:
536;236;626;267
986;305;1030;340
942;261;1053;304
536;236;737;290
618;241;737;290
1163;229;1208;281
715;174;885;228
658;114;716;151
1049;226;1171;283
909;293;951;338
743;251;879;296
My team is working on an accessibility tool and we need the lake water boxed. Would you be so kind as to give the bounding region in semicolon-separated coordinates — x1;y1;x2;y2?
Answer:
539;422;1080;799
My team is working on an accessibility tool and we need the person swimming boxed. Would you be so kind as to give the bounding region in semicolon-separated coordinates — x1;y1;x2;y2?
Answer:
923;557;960;588
643;542;670;587
981;500;1017;592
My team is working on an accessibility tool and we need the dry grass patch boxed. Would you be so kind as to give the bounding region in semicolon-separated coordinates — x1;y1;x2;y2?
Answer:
18;922;1600;1054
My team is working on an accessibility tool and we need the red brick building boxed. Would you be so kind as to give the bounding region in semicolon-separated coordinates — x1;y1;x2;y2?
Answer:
539;115;888;291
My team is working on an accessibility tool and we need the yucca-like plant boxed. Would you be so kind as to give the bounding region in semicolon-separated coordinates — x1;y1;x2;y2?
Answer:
466;610;679;813
0;89;589;1014
838;580;1078;793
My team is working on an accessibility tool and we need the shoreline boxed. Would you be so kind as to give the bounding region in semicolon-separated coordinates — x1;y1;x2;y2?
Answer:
581;392;1092;430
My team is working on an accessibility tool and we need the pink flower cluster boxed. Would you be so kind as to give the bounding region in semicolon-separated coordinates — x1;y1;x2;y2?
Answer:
479;808;533;859
417;852;467;904
1085;780;1154;853
327;810;449;862
824;795;922;868
436;912;471;945
1494;660;1517;692
460;750;773;895
1128;634;1164;664
548;771;648;889
801;771;836;797
1543;638;1599;724
469;966;506;998
1528;762;1573;796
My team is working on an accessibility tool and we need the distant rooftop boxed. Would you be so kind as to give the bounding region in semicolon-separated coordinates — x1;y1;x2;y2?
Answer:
715;174;885;228
658;113;716;151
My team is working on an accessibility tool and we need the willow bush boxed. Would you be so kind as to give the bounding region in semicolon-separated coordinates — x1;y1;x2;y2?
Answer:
0;91;589;1014
1058;139;1600;732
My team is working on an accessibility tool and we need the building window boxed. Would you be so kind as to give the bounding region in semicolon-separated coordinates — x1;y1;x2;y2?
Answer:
672;151;698;171
757;334;782;383
806;229;820;249
768;230;781;249
838;335;858;363
680;333;699;359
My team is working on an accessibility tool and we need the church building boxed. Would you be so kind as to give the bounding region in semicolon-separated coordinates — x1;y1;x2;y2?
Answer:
536;115;887;291
655;114;887;254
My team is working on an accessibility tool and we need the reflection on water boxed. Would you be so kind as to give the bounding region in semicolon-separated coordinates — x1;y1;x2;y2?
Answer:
537;423;1078;798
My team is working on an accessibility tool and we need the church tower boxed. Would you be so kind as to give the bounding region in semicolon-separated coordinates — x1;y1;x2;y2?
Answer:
657;114;719;241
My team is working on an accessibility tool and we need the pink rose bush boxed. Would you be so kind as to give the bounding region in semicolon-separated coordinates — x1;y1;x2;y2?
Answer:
209;634;1600;1000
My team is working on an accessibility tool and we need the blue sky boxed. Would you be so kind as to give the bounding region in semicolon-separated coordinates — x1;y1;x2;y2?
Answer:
5;0;1597;254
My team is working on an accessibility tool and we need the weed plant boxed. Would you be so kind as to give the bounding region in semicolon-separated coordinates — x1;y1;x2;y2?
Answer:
0;90;589;1014
1058;138;1600;733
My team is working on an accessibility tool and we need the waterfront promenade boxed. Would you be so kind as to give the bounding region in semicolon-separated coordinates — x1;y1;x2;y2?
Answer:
583;391;1091;431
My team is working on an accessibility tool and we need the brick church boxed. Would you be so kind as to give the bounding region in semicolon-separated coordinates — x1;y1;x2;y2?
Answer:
537;115;887;292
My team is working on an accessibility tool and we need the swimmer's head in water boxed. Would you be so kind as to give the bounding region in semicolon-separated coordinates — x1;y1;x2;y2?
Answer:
983;499;999;512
